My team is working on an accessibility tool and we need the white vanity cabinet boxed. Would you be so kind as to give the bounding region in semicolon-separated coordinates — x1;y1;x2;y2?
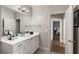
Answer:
0;33;39;54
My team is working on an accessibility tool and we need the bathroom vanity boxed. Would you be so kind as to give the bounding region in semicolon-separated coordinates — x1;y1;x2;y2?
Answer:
0;33;39;54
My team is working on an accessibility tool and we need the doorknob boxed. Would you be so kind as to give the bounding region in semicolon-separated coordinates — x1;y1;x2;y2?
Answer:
68;40;76;43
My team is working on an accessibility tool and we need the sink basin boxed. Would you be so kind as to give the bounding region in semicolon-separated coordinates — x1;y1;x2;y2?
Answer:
1;36;19;41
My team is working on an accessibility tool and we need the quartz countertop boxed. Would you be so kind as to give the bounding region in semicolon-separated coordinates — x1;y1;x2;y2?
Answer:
0;33;39;45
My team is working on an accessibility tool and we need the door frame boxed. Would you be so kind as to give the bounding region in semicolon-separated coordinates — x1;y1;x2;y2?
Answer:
50;6;74;54
49;12;65;53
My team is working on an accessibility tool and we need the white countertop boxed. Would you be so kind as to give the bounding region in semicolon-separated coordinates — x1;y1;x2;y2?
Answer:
0;33;39;45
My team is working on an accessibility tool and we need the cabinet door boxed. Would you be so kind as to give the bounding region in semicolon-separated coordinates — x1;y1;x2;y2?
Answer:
13;42;24;54
13;41;24;51
1;42;12;54
23;35;39;54
23;38;32;54
13;47;23;54
31;35;39;53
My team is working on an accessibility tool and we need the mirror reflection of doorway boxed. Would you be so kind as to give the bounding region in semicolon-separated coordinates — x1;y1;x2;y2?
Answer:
51;14;65;54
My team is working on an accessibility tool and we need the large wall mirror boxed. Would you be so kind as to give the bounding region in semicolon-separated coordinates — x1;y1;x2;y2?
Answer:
2;5;32;36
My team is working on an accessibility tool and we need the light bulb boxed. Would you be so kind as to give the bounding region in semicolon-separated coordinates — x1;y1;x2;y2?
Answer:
22;7;26;11
26;9;29;12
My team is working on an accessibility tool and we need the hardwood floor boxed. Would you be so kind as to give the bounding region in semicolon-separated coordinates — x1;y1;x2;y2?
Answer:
51;35;65;54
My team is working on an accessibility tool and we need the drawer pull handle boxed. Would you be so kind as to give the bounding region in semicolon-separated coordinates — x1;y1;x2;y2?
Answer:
17;44;22;47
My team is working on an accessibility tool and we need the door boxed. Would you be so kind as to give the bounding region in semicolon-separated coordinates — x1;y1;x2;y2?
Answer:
23;38;32;54
64;6;74;54
73;9;79;54
73;27;78;53
32;36;39;53
16;19;20;34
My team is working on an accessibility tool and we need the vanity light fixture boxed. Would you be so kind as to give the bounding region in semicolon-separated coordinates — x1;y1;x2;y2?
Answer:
18;7;30;15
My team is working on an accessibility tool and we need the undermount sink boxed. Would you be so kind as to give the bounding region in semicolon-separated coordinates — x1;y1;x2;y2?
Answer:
10;37;18;41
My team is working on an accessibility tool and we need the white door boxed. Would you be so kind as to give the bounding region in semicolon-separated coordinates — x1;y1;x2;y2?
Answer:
64;6;74;54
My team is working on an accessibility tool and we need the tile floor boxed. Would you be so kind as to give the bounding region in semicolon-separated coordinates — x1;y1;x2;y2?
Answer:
34;49;59;54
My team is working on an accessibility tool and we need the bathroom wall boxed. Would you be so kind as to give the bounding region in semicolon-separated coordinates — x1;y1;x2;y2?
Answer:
32;5;68;51
1;7;16;34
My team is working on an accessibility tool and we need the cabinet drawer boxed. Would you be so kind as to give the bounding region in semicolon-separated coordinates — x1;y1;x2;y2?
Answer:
13;47;23;54
13;42;23;51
